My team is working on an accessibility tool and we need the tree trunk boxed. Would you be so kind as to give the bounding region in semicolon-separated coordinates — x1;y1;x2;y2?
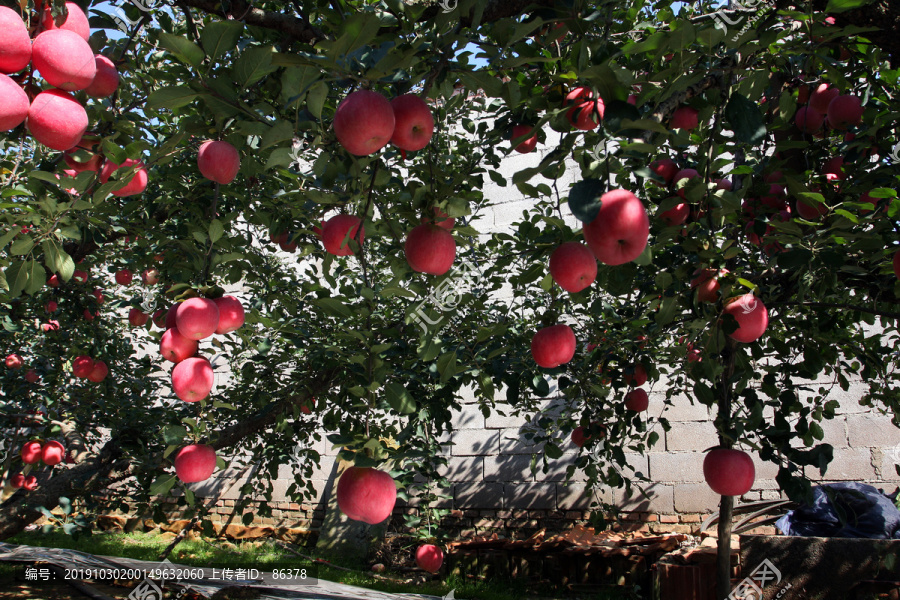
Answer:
717;493;735;598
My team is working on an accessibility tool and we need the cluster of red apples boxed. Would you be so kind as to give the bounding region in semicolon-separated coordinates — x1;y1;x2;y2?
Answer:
8;439;67;492
159;295;244;484
319;90;457;276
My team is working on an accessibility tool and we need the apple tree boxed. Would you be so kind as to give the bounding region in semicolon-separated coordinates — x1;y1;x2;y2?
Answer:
1;0;900;596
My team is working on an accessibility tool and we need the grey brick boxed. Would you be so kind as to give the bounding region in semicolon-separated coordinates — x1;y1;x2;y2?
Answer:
485;409;526;429
556;483;613;510
483;454;535;482
674;483;722;513
451;403;486;430
438;456;484;482
451;430;499;456
847;414;900;448
535;454;587;482
649;452;705;483
809;447;875;481
617;484;675;513
454;482;504;508
499;427;542;454
504;483;557;509
651;392;713;422
665;422;719;452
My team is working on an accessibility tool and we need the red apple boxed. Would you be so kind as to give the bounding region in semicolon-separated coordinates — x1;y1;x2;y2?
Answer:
212;296;245;334
164;305;179;329
415;544;444;573
72;355;94;378
128;308;149;327
796;197;828;220
582;189;649;265
624;388;649;411
531;324;576;368
624;364;647;386
142;268;160;285
893;250;900;280
198;140;241;184
92;288;105;305
659;201;690;226
794;106;824;134
26;89;88;151
405;224;456;276
421;207;455;230
47;274;60;287
826;94;862;130
87;360;108;383
25;369;39;383
691;268;726;303
649;158;678;184
511;124;538;153
42;320;60;332
171;356;214;402
175;298;220;340
22;475;37;491
72;269;88;283
673;169;700;199
83;309;96;321
703;448;755;496
115;269;133;285
99;159;149;197
670;106;699;131
174;444;217;483
549;242;597;293
5;353;23;369
41;2;90;41
41;440;65;466
822;156;845;183
85;55;119;98
0;7;32;74
723;294;768;343
322;214;365;256
45;300;58;313
152;309;167;328
390;94;434;152
809;83;840;114
31;30;96;91
336;466;397;525
21;440;43;464
300;396;316;415
564;87;604;130
0;74;29;132
334;90;395;156
63;135;103;172
10;473;25;489
571;426;589;448
715;178;733;191
160;328;198;363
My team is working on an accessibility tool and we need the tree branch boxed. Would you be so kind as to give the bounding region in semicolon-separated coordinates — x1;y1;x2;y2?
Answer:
770;301;900;321
174;0;327;45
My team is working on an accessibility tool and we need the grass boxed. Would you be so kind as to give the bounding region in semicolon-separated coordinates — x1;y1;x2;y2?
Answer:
3;529;640;599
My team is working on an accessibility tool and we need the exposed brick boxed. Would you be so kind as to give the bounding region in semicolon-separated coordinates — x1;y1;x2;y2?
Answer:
480;509;497;517
680;514;701;523
660;515;679;524
565;511;584;520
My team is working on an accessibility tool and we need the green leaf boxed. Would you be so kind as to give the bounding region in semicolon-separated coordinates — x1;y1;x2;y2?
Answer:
323;13;381;58
161;425;188;445
147;86;198;110
158;33;205;68
316;297;353;319
149;473;177;497
209;219;224;244
545;442;563;459
233;46;278;87
384;382;416;414
58;496;72;515
436;351;457;383
568;178;606;223
10;235;33;256
307;81;328;121
259;120;295;150
824;0;874;12
724;93;767;145
201;21;243;63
